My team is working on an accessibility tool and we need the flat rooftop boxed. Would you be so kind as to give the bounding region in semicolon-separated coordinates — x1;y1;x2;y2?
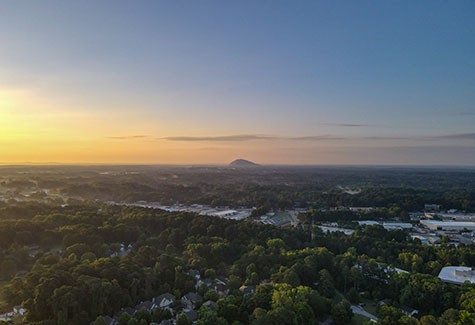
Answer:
422;220;475;226
438;266;475;285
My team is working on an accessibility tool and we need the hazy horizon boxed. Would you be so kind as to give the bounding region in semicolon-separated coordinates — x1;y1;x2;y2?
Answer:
1;1;474;165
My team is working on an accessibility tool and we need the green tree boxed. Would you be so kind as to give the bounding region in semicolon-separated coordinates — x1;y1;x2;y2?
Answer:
93;316;107;325
177;313;192;325
331;301;353;325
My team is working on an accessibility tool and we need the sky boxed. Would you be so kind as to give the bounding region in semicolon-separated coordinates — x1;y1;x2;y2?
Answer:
0;0;474;165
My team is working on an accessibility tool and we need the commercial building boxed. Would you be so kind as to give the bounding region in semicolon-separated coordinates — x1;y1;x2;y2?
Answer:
438;266;475;285
420;220;475;232
358;220;380;226
382;222;413;230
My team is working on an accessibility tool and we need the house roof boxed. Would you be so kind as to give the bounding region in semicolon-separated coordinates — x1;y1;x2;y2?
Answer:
102;316;116;325
400;305;418;314
159;320;173;325
216;276;227;284
155;293;175;303
239;285;256;294
212;283;229;292
183;309;198;322
135;301;155;311
114;307;137;319
183;292;203;303
202;300;217;310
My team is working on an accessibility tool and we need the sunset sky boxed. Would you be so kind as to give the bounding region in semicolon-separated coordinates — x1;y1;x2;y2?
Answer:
1;1;474;165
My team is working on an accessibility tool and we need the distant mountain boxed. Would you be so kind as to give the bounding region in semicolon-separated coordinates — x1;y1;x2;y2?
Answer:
229;159;260;167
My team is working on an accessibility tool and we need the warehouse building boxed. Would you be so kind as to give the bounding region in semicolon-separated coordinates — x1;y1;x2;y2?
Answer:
420;220;475;231
438;266;475;285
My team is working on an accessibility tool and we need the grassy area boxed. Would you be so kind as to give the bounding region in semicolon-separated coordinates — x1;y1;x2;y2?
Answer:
362;303;379;316
351;313;371;324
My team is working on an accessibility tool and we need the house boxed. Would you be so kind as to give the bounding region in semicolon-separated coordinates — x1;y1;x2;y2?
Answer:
212;283;229;297
182;309;198;322
103;316;117;325
0;314;11;322
215;276;227;285
114;307;137;320
13;305;27;316
154;293;175;309
239;285;256;296
400;305;418;317
159;320;173;325
187;269;201;279
195;278;213;289
182;292;203;309
202;300;217;310
89;316;117;325
378;298;392;306
135;300;155;312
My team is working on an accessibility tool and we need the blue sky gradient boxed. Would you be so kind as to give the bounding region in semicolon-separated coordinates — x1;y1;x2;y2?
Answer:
1;1;474;164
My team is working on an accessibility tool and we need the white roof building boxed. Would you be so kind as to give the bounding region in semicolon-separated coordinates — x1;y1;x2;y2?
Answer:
382;223;413;230
438;266;475;285
358;220;380;226
421;220;475;231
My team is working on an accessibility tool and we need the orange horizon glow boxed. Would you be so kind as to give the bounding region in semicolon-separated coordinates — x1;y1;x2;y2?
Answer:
1;88;474;166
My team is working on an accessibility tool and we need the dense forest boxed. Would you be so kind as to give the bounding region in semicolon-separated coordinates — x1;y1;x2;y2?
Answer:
0;202;473;324
1;165;475;212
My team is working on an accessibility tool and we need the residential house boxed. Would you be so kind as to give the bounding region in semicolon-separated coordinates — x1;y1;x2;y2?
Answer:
13;305;26;316
135;300;155;312
182;309;198;323
113;307;137;320
182;292;203;309
202;300;217;310
239;285;256;296
195;278;213;289
400;305;419;317
215;276;227;285
211;283;229;298
154;293;175;310
187;269;201;280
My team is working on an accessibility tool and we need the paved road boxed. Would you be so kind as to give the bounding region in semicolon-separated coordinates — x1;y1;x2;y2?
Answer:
337;291;378;322
350;304;378;321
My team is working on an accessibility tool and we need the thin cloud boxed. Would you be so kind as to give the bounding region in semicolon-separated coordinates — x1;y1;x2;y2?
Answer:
162;135;276;142
292;135;346;141
434;133;475;140
155;132;475;143
106;135;149;140
321;123;373;127
161;134;345;142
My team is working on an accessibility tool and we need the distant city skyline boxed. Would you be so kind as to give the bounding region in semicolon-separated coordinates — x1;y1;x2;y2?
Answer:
1;1;474;165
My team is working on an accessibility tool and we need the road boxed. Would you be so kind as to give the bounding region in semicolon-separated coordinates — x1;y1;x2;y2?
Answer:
337;291;378;322
350;304;378;321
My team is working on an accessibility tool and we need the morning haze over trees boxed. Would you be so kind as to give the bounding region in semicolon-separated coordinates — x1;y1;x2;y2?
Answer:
0;165;474;324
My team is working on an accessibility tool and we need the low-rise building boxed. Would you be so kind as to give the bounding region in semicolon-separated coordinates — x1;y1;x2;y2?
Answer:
239;285;256;296
438;266;475;285
421;220;475;232
400;305;418;317
182;292;203;309
358;221;380;226
154;293;175;309
382;222;413;230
